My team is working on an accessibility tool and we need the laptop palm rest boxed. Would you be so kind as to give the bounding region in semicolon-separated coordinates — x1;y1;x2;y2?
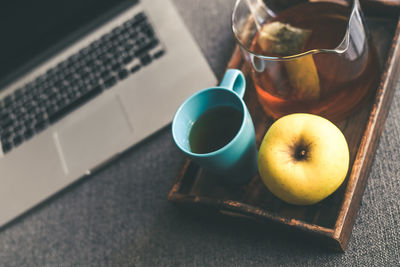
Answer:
54;95;133;175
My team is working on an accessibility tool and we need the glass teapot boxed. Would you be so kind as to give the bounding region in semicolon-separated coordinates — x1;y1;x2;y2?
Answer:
232;0;379;122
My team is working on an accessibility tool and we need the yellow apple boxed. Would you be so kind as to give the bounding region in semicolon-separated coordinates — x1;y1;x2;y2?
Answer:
258;113;349;205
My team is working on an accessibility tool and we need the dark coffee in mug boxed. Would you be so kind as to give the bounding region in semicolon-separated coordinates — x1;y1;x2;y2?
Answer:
189;106;243;154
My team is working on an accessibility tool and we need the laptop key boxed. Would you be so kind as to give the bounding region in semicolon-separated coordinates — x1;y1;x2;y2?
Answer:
128;12;146;28
104;76;117;88
122;54;133;64
153;50;165;59
130;65;141;73
1;117;13;129
111;63;123;72
34;121;48;132
100;70;111;78
23;128;34;139
13;135;23;147
3;96;13;106
118;69;129;80
0;111;11;121
134;39;159;56
1;141;12;154
140;54;152;66
2;129;12;140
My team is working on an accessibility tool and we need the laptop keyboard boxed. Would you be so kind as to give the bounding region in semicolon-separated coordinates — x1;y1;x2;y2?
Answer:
0;12;165;154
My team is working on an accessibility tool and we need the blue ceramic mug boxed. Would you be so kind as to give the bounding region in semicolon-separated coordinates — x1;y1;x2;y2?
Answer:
172;69;257;184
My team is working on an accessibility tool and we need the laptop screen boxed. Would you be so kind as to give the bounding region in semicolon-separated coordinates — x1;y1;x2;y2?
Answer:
0;0;130;85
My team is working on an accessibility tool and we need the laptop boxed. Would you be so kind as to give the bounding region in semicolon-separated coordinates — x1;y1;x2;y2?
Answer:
0;0;216;227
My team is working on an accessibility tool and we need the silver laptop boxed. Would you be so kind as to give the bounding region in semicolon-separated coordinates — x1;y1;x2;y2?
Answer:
0;0;216;226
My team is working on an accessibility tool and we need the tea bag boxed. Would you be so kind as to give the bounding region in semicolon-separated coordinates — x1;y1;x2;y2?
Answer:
257;21;320;101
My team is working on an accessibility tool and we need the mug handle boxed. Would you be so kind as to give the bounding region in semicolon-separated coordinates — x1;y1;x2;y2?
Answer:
219;69;246;98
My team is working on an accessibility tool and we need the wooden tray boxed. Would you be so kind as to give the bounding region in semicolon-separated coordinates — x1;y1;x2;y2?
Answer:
168;4;400;251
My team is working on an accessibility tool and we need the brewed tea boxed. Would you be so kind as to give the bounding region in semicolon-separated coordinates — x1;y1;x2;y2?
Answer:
189;106;243;154
249;1;379;121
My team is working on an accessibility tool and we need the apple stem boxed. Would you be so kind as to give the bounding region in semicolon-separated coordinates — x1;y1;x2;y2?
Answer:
294;147;308;161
